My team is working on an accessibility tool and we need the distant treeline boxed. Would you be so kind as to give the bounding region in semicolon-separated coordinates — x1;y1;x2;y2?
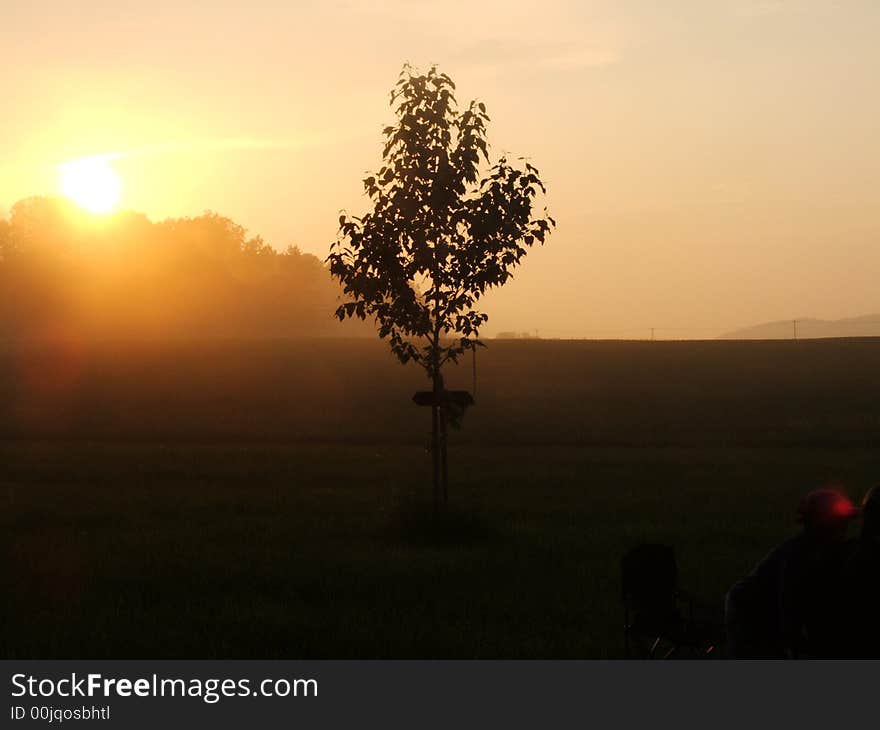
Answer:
0;196;364;340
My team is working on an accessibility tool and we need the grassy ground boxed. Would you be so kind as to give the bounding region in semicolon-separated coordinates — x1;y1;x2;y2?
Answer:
4;337;880;657
3;441;878;658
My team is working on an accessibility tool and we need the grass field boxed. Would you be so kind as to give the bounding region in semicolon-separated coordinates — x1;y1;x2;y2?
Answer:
3;338;880;658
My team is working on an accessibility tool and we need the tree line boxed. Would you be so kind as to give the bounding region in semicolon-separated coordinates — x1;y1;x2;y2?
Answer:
0;196;362;341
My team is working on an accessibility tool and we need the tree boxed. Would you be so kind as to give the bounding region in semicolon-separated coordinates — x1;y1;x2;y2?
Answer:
328;65;555;509
0;196;362;340
0;217;10;261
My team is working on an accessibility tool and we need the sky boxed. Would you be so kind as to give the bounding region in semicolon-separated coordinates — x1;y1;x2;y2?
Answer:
2;0;879;338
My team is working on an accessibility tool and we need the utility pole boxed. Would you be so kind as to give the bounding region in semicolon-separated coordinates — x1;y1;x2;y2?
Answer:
651;327;655;341
793;319;798;341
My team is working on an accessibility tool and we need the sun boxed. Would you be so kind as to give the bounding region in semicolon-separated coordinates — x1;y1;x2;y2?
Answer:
58;155;122;214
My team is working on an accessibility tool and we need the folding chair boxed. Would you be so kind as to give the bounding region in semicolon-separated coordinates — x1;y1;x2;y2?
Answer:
622;543;718;658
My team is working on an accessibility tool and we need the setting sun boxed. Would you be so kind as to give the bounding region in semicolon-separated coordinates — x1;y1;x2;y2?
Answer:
59;155;121;214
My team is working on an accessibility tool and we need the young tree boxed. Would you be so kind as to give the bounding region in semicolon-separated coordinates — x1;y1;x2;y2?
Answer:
328;65;554;508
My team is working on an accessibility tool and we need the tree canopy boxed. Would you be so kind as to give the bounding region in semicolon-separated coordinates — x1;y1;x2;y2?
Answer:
328;65;555;381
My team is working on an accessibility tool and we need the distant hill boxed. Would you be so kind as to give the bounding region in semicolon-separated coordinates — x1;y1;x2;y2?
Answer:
721;314;880;340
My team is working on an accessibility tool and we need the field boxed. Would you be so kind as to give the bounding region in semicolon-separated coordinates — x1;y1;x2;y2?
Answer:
3;338;880;658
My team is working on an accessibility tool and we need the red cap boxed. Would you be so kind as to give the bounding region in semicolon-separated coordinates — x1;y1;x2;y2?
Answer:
798;489;859;526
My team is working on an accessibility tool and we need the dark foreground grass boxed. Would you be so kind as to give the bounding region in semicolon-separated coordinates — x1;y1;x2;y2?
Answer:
3;441;878;658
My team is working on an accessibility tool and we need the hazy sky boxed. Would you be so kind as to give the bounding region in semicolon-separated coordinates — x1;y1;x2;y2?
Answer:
2;1;878;337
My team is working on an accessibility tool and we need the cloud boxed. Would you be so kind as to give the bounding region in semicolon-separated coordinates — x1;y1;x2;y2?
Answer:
453;37;621;74
732;0;830;18
125;137;310;158
70;132;364;167
339;0;626;76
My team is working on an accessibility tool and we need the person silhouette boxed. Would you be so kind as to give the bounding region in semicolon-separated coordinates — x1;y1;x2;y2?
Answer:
725;489;858;658
840;487;880;657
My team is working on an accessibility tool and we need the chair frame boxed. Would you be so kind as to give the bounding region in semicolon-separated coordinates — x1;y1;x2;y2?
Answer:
622;544;718;659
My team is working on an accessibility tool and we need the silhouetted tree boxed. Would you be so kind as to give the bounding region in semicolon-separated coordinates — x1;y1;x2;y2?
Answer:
0;218;10;261
328;65;554;509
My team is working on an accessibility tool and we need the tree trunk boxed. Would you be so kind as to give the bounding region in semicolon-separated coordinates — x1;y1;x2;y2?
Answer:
440;404;448;505
431;372;442;513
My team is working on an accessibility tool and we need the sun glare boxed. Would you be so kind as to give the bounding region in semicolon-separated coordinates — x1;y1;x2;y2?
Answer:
59;156;122;214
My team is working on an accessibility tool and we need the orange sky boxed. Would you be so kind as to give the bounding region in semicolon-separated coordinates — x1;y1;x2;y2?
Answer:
2;1;878;338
